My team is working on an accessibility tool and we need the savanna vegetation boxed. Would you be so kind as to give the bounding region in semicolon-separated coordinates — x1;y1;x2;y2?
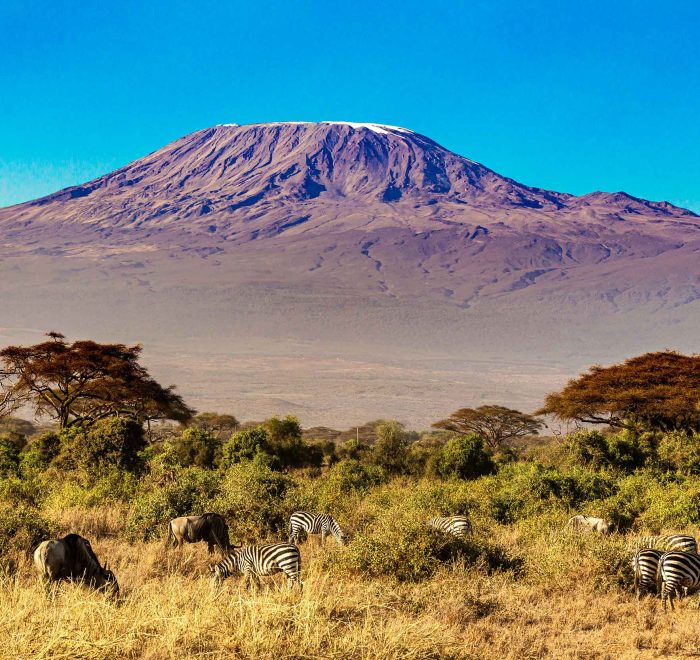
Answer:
1;340;700;658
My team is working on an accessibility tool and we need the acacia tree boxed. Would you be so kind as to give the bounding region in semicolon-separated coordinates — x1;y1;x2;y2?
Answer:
432;405;544;452
0;332;194;429
536;351;700;433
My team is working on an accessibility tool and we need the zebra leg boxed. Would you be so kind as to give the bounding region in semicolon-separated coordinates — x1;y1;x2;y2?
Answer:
320;530;326;546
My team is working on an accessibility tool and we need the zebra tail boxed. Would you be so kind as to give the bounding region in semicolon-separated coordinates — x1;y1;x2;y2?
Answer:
167;521;175;547
656;561;665;600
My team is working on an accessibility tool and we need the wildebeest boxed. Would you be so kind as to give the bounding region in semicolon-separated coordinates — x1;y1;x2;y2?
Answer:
33;533;118;596
168;513;231;555
566;515;612;534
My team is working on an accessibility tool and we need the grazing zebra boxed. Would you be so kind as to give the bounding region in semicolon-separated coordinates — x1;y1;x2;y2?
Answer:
633;534;698;553
427;516;472;539
658;551;700;611
210;543;302;588
288;511;345;546
632;548;663;598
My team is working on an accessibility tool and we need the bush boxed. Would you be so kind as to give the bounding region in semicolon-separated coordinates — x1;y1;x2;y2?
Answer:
658;431;700;475
221;427;273;468
211;460;292;540
125;467;221;541
566;429;646;472
172;427;222;469
44;469;140;509
20;432;60;473
371;420;412;474
0;436;20;477
429;434;494;480
263;416;324;469
325;508;514;582
55;418;147;477
0;499;53;571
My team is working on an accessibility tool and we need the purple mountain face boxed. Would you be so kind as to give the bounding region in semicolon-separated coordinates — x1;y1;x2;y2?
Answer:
0;122;698;426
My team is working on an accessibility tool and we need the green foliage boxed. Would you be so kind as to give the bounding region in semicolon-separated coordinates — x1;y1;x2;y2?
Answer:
188;412;239;439
55;418;146;478
336;438;371;462
44;469;139;509
172;427;222;469
429;433;494;480
125;467;220;542
566;430;647;472
211;460;291;540
20;432;60;473
371;420;412;474
221;426;272;468
657;431;700;475
324;506;514;582
0;499;53;571
0;435;20;477
263;416;324;469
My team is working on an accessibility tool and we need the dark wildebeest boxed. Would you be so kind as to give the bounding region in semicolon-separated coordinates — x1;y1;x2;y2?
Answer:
168;513;231;555
33;533;119;596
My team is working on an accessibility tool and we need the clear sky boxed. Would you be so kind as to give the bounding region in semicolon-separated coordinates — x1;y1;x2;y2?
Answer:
1;0;698;210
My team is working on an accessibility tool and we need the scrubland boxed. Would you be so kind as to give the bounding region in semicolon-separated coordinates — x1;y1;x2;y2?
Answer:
4;422;700;658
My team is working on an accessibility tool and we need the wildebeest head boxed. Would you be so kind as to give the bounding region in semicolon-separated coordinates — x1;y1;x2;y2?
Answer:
100;562;119;598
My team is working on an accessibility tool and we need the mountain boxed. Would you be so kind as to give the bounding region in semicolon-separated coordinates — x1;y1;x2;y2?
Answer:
0;122;698;426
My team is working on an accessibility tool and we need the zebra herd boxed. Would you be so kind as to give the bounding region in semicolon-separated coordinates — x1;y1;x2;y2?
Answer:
631;534;700;610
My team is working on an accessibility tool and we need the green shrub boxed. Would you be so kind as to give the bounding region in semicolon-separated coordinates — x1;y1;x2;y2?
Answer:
125;467;220;541
657;431;700;475
429;434;494;480
44;469;140;509
0;499;53;571
566;429;646;472
370;420;412;475
55;418;146;477
221;427;273;468
20;432;60;473
172;427;222;469
0;436;20;477
325;509;514;582
211;460;292;540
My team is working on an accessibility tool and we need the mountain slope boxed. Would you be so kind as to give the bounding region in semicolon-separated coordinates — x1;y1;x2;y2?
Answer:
0;122;697;426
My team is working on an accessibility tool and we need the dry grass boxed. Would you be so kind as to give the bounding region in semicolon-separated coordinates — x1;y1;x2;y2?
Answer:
4;520;700;660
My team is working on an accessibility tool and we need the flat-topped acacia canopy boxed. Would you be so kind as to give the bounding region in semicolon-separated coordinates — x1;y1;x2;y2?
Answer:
0;332;194;429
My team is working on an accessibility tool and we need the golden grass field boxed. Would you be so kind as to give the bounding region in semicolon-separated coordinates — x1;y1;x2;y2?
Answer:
3;507;700;659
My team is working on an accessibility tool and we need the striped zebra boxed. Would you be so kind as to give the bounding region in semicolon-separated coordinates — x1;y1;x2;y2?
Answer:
288;511;345;546
633;534;698;553
632;548;663;598
658;551;700;611
427;516;472;539
210;543;302;588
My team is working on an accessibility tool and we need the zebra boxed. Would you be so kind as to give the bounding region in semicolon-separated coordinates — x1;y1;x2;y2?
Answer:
658;551;700;611
210;543;302;588
288;511;345;546
632;548;663;598
427;516;472;539
632;534;698;553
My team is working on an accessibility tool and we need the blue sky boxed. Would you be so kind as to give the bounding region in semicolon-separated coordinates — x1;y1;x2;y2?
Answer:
1;0;698;210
